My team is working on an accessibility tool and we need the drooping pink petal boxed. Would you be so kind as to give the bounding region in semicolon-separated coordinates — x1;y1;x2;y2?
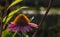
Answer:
11;27;17;32
19;26;26;33
8;22;36;33
8;22;18;32
24;26;30;32
26;25;32;31
8;25;18;32
8;23;16;28
28;23;38;28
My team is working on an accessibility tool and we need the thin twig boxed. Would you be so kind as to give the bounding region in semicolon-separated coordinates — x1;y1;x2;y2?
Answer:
32;0;53;37
57;32;60;37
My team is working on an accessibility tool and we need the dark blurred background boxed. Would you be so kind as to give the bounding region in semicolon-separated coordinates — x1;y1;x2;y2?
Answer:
0;0;60;7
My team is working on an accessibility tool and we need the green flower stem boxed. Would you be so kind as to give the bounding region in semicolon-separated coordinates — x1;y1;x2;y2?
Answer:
12;31;17;37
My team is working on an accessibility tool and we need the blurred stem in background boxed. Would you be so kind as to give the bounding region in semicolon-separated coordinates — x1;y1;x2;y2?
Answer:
0;0;9;37
0;6;4;37
32;0;53;37
0;16;2;37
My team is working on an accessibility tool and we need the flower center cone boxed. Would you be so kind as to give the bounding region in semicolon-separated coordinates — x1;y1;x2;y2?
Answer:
17;17;28;26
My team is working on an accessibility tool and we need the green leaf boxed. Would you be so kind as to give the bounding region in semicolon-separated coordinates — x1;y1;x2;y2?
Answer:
23;33;29;37
25;34;29;37
7;0;23;10
2;29;13;37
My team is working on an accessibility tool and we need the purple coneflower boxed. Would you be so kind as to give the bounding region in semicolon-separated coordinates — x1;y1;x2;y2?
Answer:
7;14;38;33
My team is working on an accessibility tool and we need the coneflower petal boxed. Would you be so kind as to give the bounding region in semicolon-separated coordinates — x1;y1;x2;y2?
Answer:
8;23;16;28
26;26;32;31
28;23;38;28
24;26;30;32
19;26;26;33
11;27;17;32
